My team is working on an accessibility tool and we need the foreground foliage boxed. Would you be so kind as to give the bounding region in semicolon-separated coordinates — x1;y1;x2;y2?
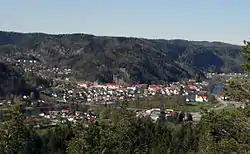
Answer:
0;104;39;154
0;104;249;154
224;40;250;103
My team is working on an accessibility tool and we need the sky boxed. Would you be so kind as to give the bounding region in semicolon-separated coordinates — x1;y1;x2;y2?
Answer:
0;0;249;45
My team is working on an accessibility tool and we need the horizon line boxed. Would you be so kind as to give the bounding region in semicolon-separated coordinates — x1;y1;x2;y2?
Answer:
0;29;243;46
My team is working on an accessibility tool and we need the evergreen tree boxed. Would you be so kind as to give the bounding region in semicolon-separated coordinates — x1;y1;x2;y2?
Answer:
0;103;38;154
242;40;250;73
224;40;250;103
197;110;250;153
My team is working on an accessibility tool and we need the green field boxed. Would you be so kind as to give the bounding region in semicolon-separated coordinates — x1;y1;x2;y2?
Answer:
126;95;219;112
175;103;216;112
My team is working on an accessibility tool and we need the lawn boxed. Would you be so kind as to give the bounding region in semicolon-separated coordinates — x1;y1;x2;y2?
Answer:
126;95;184;109
126;95;219;112
215;104;238;112
175;103;216;112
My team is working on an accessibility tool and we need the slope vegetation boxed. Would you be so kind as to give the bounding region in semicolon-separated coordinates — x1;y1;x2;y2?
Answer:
0;31;243;83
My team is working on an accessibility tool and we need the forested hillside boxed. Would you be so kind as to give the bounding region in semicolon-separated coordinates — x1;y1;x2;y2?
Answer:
0;61;27;97
0;61;49;97
0;31;243;83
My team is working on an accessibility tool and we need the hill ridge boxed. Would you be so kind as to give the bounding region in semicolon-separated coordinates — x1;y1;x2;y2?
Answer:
0;31;243;84
0;31;242;46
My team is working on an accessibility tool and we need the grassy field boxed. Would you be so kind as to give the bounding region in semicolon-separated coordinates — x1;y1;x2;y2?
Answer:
126;95;219;112
216;104;238;112
175;103;216;112
127;95;183;109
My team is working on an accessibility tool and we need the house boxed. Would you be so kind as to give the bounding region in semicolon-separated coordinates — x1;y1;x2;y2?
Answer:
219;95;229;100
164;109;174;115
90;85;106;89
78;82;92;88
49;111;60;116
185;94;196;102
188;84;198;91
106;84;120;89
57;99;67;103
62;109;70;113
127;86;136;91
195;94;208;102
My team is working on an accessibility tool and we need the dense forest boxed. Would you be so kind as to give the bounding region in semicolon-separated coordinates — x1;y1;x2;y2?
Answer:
0;31;243;83
0;61;27;97
0;61;49;97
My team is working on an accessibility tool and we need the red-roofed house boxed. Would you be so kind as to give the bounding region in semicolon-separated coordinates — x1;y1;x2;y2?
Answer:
195;95;208;102
105;84;120;89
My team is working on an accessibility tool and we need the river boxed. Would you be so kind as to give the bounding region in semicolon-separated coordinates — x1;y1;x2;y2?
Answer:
211;82;225;95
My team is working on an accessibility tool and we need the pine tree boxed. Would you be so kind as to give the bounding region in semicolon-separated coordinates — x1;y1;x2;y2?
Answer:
242;40;250;73
0;103;34;154
224;40;250;103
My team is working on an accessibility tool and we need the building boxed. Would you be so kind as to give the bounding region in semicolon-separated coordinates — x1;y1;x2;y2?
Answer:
195;94;208;102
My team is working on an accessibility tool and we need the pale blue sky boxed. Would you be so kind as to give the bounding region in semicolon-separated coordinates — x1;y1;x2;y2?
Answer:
0;0;249;45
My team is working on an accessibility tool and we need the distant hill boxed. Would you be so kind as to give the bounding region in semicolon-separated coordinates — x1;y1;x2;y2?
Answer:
0;31;243;83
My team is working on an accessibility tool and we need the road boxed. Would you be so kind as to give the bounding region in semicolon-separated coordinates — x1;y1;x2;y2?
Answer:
211;96;245;111
210;82;245;110
211;97;228;110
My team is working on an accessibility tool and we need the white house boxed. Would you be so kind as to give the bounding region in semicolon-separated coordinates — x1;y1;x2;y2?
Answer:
195;95;208;102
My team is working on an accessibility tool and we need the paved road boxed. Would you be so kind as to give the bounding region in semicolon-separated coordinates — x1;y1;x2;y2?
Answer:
211;97;228;110
211;96;245;110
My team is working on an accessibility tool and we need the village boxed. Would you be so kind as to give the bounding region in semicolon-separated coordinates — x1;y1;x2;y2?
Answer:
0;53;247;127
